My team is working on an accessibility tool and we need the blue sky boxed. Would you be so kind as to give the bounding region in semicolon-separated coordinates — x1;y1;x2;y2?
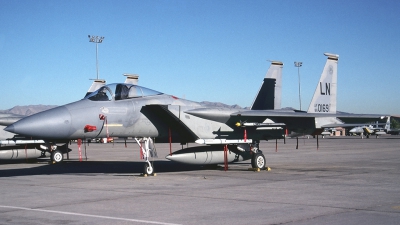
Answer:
1;0;399;114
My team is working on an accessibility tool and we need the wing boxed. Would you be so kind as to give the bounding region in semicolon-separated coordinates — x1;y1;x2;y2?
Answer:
141;104;199;143
185;107;388;130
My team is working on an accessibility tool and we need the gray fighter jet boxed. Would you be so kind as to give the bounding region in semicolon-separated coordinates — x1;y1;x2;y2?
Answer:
0;75;140;161
329;117;391;138
5;53;386;174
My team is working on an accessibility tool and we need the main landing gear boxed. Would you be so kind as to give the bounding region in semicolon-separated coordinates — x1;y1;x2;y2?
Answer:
51;150;64;163
250;142;266;170
40;144;64;163
41;143;70;164
251;152;266;170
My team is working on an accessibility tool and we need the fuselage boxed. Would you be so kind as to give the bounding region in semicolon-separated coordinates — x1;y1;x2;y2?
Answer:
5;83;241;143
8;82;376;145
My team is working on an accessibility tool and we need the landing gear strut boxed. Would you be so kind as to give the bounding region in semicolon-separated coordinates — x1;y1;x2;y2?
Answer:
135;138;157;175
250;141;266;170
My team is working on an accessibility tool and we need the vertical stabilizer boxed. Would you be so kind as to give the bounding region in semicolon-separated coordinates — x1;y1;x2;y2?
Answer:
307;53;339;113
85;79;106;97
251;61;283;110
385;116;391;131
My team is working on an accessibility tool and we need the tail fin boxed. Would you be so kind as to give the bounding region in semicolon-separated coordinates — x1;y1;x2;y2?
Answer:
251;61;283;110
385;116;391;131
85;79;106;97
307;53;339;113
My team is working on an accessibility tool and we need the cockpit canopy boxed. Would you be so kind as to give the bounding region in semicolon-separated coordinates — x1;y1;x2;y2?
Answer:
85;83;163;101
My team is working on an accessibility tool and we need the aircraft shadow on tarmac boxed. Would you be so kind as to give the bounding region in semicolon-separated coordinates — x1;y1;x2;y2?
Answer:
0;160;216;178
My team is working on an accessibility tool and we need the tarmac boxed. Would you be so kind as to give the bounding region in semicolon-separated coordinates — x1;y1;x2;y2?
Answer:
1;136;400;225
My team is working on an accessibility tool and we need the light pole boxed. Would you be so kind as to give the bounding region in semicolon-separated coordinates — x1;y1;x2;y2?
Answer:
294;62;303;110
88;35;105;79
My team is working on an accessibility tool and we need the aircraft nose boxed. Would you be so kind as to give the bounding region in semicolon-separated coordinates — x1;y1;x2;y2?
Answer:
5;106;72;139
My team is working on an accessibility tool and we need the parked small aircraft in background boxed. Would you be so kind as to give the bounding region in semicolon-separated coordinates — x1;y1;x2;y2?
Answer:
5;53;387;174
348;117;391;138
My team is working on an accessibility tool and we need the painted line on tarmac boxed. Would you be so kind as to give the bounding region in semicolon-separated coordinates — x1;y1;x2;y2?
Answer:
0;205;181;225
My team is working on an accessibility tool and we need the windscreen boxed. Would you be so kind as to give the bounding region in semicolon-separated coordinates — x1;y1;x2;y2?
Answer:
85;83;163;101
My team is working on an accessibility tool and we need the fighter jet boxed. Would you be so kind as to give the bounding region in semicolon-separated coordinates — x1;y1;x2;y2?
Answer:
0;75;140;161
346;117;391;138
3;61;282;171
5;53;386;174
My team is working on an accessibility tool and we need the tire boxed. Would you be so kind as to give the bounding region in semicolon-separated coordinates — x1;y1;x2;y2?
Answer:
51;150;63;163
251;153;266;170
144;162;154;175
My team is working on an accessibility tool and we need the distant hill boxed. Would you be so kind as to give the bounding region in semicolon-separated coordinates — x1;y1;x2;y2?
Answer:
0;105;57;116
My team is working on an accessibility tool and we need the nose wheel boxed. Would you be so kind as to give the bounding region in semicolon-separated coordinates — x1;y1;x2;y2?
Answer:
144;162;154;175
135;137;157;176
